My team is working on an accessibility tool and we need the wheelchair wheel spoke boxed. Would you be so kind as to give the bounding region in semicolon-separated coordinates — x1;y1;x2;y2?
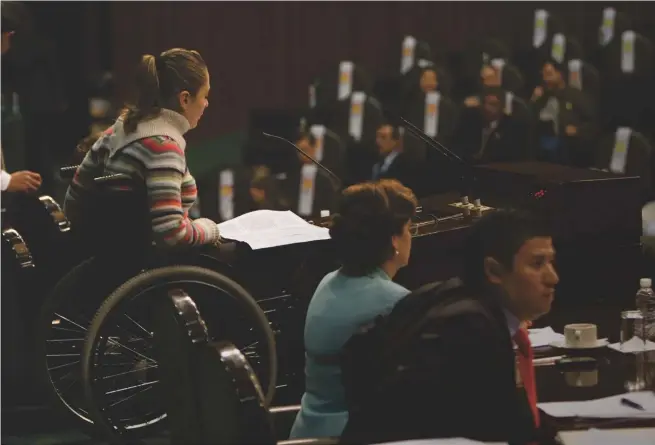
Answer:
123;314;153;338
47;360;80;372
102;364;158;380
108;385;155;409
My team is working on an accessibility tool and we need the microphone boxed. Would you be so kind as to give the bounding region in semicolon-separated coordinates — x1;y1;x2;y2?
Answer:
262;132;342;190
384;108;479;204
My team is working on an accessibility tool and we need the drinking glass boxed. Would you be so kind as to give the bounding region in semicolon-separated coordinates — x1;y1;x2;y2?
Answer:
621;310;646;350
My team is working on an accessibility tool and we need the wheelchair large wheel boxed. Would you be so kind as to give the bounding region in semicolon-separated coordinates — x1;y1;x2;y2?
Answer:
81;265;277;443
36;256;145;437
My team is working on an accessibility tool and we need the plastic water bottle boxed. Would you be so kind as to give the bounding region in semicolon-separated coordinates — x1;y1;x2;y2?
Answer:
636;278;655;341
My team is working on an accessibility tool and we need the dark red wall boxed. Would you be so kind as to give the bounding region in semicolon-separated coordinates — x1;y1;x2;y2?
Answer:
107;1;655;140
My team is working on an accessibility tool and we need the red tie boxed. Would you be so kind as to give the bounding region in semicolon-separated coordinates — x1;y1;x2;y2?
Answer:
513;327;540;427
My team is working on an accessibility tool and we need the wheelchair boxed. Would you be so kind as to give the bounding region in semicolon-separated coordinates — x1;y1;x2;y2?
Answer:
36;169;281;443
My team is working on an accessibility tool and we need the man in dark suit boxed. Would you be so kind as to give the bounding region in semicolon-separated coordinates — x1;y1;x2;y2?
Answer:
531;60;598;167
371;123;418;191
342;209;559;444
281;130;338;218
453;87;529;164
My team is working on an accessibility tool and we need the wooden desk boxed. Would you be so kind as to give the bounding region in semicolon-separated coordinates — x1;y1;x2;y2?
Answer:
534;305;655;435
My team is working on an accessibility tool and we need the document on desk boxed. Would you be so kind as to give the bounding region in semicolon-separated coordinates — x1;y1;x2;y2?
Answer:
372;439;507;445
528;326;564;348
538;391;655;419
558;428;655;445
217;210;330;250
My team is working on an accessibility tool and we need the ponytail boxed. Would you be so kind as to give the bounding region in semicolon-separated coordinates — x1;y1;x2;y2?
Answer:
120;48;208;134
122;54;162;134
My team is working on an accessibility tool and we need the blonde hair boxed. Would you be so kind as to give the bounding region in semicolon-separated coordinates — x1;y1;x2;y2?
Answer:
121;48;207;133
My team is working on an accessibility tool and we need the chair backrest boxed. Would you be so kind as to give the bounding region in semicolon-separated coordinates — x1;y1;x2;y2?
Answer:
551;33;585;64
594;128;654;200
521;9;565;51
311;62;374;112
399;63;453;104
597;7;633;48
327;92;385;148
82;173;152;255
489;60;525;96
399;35;434;75
196;166;254;222
567;59;601;105
309;125;346;177
404;92;459;161
602;31;654;78
154;288;276;445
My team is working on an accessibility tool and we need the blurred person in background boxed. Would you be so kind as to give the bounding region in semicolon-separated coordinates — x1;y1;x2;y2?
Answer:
453;87;528;163
1;1;42;194
531;60;597;167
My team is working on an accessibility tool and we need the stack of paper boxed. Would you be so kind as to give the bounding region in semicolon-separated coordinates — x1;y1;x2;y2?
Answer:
538;391;655;419
373;439;507;445
558;428;655;445
528;326;565;348
608;337;655;354
217;210;330;250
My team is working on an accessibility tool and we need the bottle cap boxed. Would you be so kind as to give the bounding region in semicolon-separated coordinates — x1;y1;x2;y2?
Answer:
640;278;652;288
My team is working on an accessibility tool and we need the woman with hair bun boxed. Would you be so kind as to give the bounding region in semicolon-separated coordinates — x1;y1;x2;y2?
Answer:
290;179;417;439
64;48;220;247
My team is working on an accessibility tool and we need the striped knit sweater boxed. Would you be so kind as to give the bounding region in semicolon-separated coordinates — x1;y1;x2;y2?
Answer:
64;109;220;248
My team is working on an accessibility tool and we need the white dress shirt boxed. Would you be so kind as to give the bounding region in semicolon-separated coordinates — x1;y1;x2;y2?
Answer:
0;145;9;191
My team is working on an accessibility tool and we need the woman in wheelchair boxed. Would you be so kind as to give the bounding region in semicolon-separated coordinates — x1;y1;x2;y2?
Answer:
290;179;416;439
64;48;221;248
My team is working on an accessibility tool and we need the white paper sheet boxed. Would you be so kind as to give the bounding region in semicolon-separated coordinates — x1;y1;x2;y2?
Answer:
373;439;507;445
538;391;655;419
558;428;655;445
528;326;565;348
217;210;330;250
608;337;655;354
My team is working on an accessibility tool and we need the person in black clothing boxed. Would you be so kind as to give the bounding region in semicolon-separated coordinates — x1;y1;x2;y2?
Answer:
341;209;559;445
281;129;338;217
371;123;418;192
453;87;529;163
531;60;597;167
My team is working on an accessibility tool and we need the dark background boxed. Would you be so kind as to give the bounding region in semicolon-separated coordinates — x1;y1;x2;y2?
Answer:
5;1;655;149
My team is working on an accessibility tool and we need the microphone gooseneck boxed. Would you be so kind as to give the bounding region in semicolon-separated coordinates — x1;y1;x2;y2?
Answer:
384;108;477;201
262;132;342;190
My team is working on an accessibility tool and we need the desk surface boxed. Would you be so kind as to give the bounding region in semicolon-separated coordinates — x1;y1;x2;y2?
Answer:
534;305;655;433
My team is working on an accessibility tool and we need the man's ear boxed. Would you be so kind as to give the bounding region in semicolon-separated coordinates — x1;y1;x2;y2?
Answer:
483;257;505;285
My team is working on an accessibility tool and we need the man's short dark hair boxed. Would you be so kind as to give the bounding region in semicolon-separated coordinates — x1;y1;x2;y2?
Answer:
378;122;401;141
462;209;552;289
481;86;506;106
292;128;316;146
544;58;566;76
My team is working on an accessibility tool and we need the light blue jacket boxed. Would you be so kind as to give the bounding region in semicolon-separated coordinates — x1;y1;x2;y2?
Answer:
289;267;410;439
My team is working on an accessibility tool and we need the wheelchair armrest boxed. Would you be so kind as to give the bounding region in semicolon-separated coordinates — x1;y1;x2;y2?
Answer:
278;439;340;445
59;165;80;180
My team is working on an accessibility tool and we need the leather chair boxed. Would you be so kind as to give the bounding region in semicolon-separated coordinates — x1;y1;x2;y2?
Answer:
593;128;655;202
154;288;338;445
